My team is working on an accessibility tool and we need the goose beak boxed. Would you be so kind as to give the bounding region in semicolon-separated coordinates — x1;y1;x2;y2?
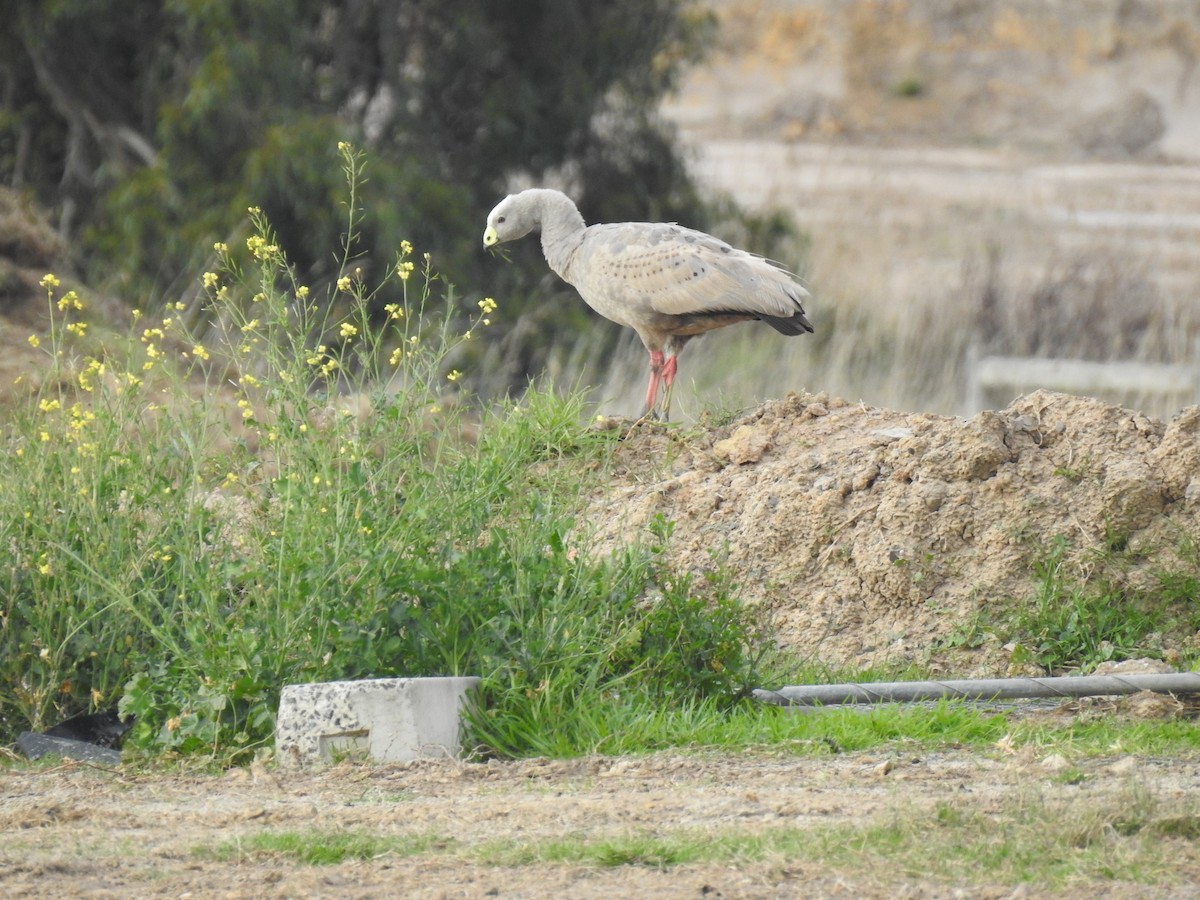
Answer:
483;226;499;248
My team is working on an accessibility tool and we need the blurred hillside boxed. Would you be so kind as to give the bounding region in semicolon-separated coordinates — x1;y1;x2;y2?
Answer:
591;0;1200;419
665;0;1200;159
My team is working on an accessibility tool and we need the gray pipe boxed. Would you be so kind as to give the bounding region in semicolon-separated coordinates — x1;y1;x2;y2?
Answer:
752;672;1200;707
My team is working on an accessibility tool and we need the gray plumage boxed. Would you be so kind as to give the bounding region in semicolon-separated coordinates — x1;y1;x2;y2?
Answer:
483;188;813;419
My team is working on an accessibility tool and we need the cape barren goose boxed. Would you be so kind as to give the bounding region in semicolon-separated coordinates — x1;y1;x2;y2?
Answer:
483;188;813;420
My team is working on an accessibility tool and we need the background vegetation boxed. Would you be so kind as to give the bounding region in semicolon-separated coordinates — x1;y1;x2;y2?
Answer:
1;0;720;395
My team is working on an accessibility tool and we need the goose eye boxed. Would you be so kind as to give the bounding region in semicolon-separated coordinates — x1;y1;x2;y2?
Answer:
497;216;506;224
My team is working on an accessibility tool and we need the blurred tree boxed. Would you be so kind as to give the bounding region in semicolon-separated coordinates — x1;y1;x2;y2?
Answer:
1;0;716;392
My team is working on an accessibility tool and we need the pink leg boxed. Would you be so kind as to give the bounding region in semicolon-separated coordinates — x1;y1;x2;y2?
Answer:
643;350;665;417
659;355;679;421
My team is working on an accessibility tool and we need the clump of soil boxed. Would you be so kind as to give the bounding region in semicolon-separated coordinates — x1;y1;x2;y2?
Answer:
594;390;1200;672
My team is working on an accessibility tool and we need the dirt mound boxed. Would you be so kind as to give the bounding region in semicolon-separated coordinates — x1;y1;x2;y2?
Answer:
594;390;1200;672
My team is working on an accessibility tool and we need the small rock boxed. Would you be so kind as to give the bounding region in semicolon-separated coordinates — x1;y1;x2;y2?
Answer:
919;479;948;510
1010;414;1040;434
813;474;839;492
1186;478;1200;505
712;425;771;465
851;463;880;492
1092;658;1175;676
1101;459;1164;532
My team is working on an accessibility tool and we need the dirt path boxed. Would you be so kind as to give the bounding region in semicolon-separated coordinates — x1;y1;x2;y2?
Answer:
4;745;1200;898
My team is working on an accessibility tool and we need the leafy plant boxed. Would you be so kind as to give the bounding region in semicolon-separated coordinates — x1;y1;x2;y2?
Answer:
997;534;1200;672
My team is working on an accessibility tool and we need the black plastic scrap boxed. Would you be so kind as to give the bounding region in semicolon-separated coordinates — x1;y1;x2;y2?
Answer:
16;710;131;765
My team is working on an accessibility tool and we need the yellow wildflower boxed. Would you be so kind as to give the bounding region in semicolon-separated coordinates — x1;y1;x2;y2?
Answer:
57;290;83;311
192;343;211;361
77;359;104;392
337;276;353;293
27;334;40;348
39;274;60;290
241;319;260;333
339;322;358;339
478;297;497;314
389;348;403;366
297;285;309;299
400;239;413;256
214;241;229;254
202;271;219;289
66;322;87;337
397;260;415;280
446;369;462;382
384;303;403;319
39;398;61;413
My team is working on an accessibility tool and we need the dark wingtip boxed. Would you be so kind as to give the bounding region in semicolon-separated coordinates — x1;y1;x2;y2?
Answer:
760;313;814;336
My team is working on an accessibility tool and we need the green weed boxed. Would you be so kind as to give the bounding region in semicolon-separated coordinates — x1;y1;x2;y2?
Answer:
997;534;1200;672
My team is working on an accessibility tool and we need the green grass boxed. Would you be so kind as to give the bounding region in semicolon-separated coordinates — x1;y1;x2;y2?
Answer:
203;782;1200;890
205;830;449;865
797;787;1194;889
970;532;1200;673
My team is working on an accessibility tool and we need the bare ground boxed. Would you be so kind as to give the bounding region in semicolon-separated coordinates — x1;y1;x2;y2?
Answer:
5;745;1200;899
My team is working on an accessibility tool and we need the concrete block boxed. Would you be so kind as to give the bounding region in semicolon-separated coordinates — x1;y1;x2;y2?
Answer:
276;676;480;767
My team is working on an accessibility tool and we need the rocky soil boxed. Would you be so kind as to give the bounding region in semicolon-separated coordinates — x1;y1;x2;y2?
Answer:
594;390;1200;674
